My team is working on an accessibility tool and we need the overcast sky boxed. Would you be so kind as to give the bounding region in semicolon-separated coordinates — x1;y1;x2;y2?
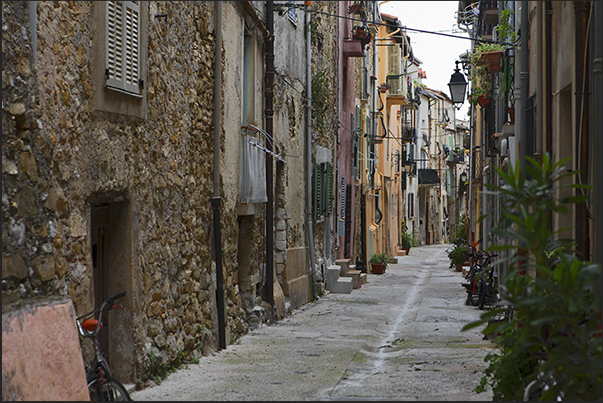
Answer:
379;1;472;119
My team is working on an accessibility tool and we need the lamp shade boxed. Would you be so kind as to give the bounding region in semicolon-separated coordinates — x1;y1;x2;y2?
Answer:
448;67;468;105
460;171;467;183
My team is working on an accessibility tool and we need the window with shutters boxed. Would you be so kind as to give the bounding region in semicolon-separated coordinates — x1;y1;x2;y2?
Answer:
106;1;142;95
312;162;334;221
387;44;401;94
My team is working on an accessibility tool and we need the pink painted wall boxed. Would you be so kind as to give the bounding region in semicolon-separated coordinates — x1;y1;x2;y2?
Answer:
2;299;89;401
337;1;357;259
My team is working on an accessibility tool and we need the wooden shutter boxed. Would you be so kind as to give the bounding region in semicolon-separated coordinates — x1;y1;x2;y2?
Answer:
106;1;141;94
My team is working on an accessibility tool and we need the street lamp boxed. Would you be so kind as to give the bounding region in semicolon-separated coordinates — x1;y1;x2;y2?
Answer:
460;171;467;184
448;61;468;107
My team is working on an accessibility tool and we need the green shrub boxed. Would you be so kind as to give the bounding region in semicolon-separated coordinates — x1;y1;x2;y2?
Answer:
447;242;469;268
463;154;602;401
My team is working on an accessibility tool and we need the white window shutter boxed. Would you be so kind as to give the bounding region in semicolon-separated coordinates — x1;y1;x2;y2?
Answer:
106;1;141;94
106;1;124;89
124;1;140;93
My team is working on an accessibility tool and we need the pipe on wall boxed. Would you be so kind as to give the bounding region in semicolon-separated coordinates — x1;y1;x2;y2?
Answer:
593;0;603;292
518;1;529;172
265;0;275;315
212;1;226;350
305;10;318;300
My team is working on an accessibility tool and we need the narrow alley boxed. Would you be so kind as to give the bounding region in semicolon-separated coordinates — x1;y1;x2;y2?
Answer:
131;244;494;401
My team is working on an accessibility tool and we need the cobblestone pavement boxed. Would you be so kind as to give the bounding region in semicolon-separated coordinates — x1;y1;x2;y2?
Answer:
131;244;496;401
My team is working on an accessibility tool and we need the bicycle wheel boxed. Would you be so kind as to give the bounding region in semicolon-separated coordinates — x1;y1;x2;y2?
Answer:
470;280;480;306
87;373;132;401
478;278;489;310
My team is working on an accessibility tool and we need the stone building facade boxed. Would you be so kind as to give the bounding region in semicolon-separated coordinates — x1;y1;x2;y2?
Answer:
2;1;346;392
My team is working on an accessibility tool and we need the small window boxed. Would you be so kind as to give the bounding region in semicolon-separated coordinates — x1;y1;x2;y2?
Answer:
106;1;142;95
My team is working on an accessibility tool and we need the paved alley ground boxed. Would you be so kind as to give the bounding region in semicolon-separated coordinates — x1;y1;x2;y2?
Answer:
131;244;496;401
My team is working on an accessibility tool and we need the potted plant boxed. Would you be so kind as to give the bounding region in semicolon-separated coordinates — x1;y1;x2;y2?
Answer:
369;251;389;274
348;1;363;15
401;230;413;254
447;241;469;271
352;25;367;40
481;49;503;73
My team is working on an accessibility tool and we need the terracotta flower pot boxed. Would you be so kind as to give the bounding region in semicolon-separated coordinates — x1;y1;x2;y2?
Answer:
477;95;491;108
508;107;515;123
371;263;385;274
482;50;503;73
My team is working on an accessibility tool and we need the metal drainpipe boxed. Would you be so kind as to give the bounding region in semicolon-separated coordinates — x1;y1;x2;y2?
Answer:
212;1;226;350
594;1;603;293
265;0;275;315
371;5;377;190
468;102;475;250
305;10;318;300
519;1;529;172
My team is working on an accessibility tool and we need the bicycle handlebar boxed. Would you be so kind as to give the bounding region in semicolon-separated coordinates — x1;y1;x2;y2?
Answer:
76;292;127;338
106;292;127;309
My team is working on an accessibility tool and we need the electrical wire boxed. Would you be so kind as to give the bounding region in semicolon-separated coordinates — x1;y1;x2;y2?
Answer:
307;8;509;46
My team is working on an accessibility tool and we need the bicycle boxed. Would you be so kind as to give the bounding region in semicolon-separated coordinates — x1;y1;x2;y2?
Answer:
76;292;132;401
477;258;498;310
462;247;497;307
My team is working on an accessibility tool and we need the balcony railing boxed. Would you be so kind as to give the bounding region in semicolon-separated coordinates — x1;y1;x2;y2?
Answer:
386;75;402;95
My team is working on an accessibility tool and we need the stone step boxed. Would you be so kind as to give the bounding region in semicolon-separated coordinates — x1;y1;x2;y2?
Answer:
326;265;354;294
342;269;362;289
330;276;353;294
335;258;351;275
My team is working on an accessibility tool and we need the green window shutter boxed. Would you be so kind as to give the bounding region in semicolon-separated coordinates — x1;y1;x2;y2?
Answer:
313;163;321;220
318;163;327;217
326;163;334;216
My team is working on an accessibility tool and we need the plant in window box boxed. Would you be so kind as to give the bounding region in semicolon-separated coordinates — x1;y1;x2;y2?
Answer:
469;42;505;105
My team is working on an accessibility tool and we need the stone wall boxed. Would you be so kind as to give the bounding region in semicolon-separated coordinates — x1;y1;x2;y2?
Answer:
2;0;355;389
2;1;249;383
309;1;339;267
